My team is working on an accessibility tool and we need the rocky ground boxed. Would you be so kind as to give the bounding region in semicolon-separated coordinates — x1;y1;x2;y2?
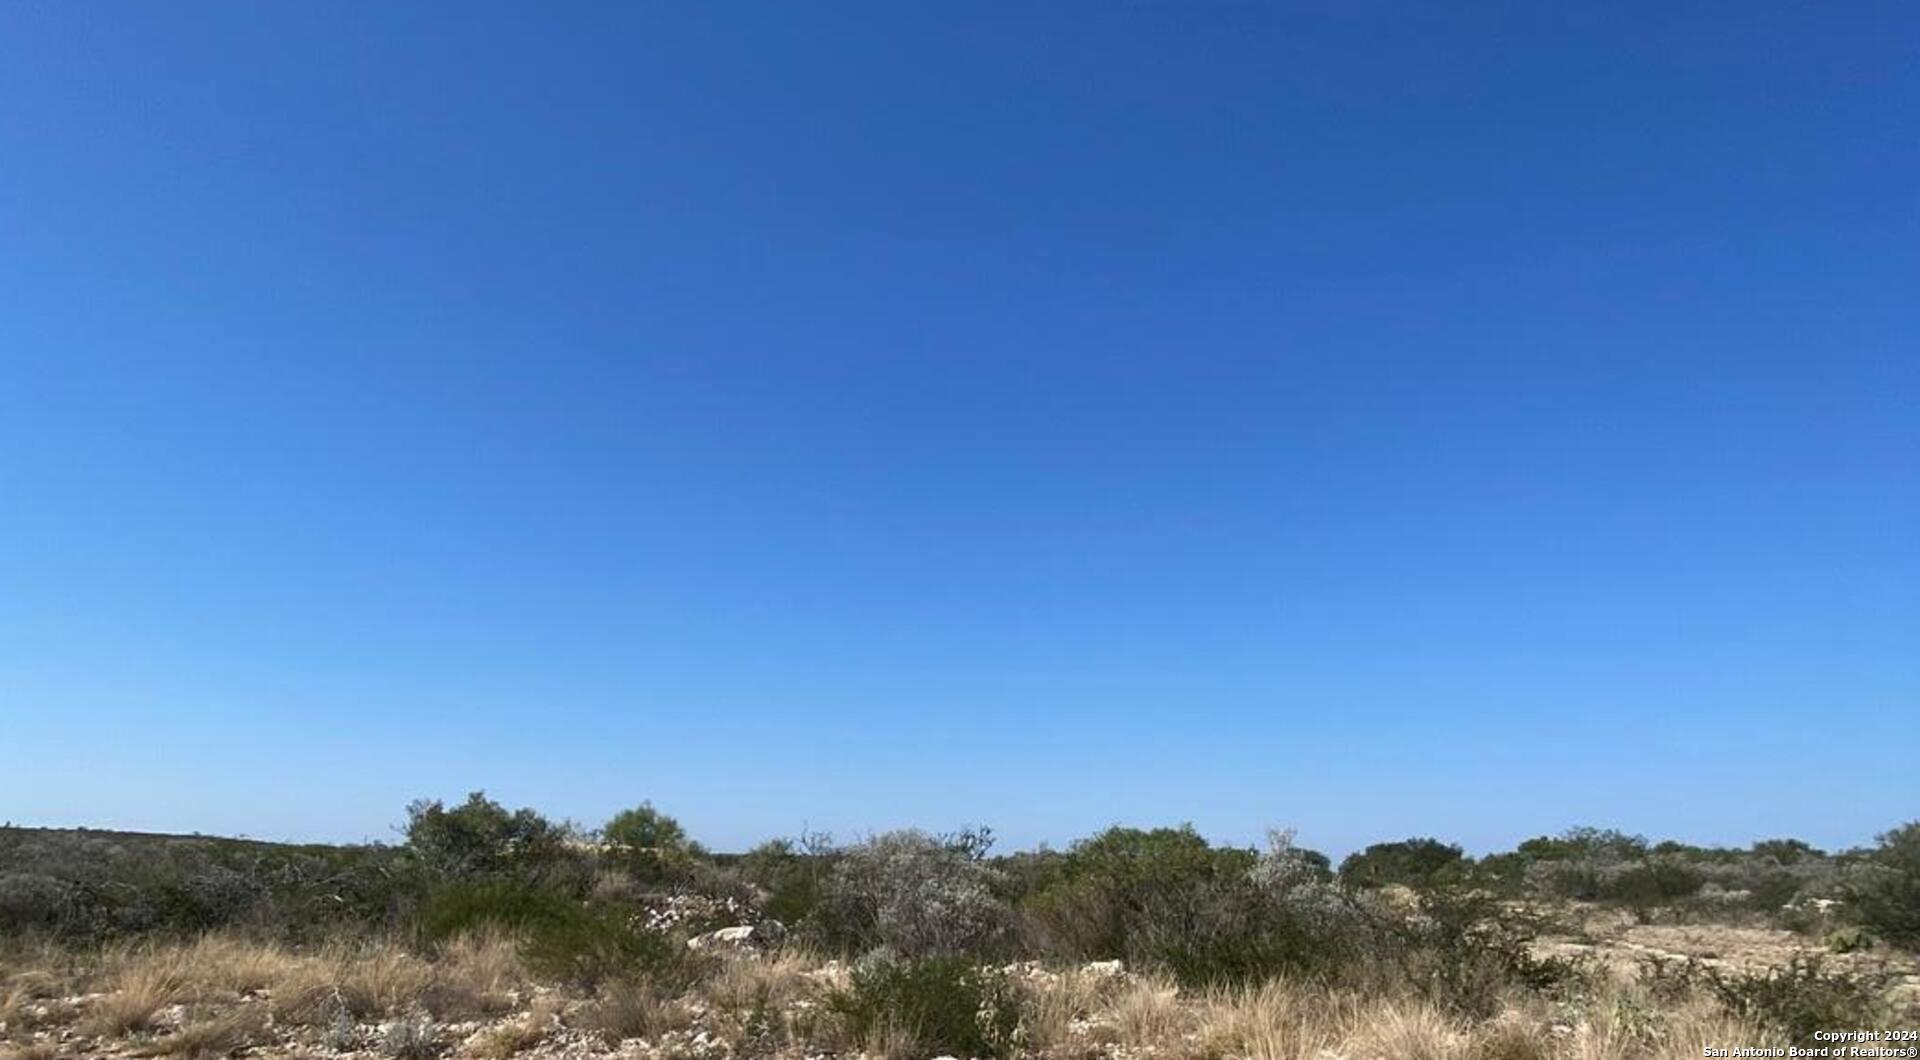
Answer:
1532;904;1920;1007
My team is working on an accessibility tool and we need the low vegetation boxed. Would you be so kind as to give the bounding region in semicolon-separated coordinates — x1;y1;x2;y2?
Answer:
0;801;1914;1058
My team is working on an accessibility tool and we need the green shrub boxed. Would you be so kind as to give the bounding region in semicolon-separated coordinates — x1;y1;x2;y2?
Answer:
809;829;1012;958
1713;957;1890;1041
1338;838;1467;890
1464;852;1531;896
404;792;582;883
1640;954;1892;1041
1518;827;1650;862
1126;875;1357;987
1386;892;1584;1017
417;880;581;942
1602;859;1704;908
739;835;834;926
0;872;80;933
827;955;1020;1060
518;905;689;988
1751;838;1824;865
0;826;419;942
601;804;707;885
1738;867;1806;911
1018;826;1394;988
1845;822;1920;950
1018;825;1254;961
1827;926;1875;954
418;880;693;988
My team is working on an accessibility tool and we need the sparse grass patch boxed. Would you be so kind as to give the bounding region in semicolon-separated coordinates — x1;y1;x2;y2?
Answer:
421;931;527;1018
2;971;57;1035
699;950;824;1051
701;950;816;1014
437;930;525;999
464;997;561;1059
151;1005;270;1058
1467;1012;1553;1060
578;978;692;1045
1097;974;1191;1051
256;940;433;1025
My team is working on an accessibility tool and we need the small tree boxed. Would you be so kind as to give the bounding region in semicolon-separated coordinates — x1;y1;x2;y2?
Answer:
1847;821;1920;949
1338;838;1466;890
602;803;706;884
1604;858;1704;910
1518;827;1649;862
405;792;574;880
1752;838;1825;865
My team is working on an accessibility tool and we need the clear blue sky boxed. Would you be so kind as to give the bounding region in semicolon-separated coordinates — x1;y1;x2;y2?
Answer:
2;3;1913;858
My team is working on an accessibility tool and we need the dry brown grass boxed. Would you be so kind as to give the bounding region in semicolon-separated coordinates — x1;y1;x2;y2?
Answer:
81;951;187;1037
1014;966;1122;1052
260;939;435;1025
578;979;692;1046
1651;999;1774;1060
1194;980;1354;1060
17;928;1852;1060
1466;1012;1555;1060
1094;974;1190;1050
2;967;66;1037
699;951;824;1051
424;930;526;1020
259;960;348;1027
463;996;562;1059
701;950;817;1014
439;930;525;999
83;934;294;1018
0;986;26;1033
149;1004;271;1058
1554;990;1772;1060
1343;999;1466;1060
3;967;67;1012
0;1043;59;1060
848;1016;919;1060
333;942;435;1017
1109;974;1791;1060
53;932;499;1036
177;935;299;998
